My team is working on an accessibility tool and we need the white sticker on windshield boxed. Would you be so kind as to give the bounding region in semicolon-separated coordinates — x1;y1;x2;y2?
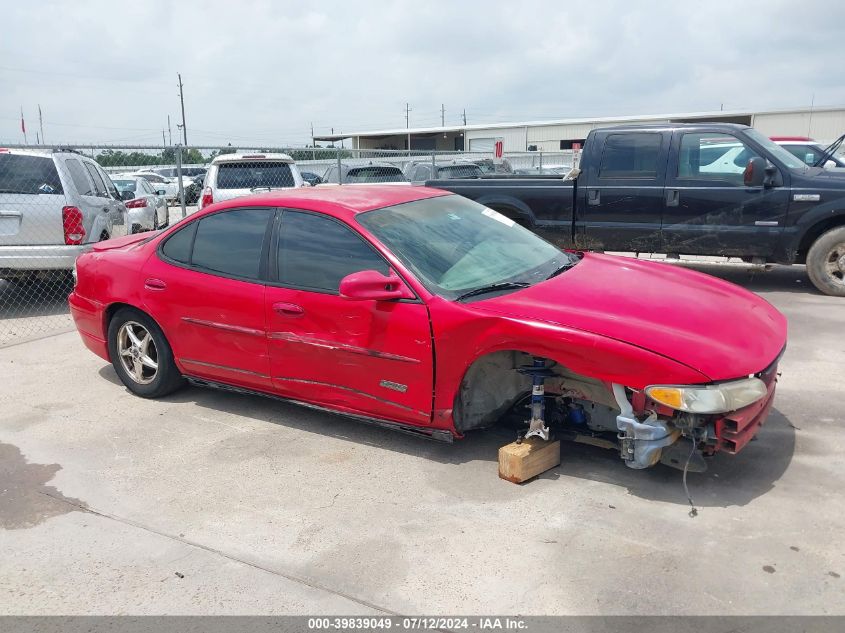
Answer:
482;208;516;227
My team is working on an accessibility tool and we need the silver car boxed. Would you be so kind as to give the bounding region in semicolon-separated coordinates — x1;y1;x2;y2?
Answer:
112;175;169;233
0;148;126;281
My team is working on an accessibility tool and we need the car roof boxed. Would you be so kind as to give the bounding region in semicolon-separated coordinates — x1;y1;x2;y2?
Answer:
202;184;451;221
210;152;294;165
0;147;56;159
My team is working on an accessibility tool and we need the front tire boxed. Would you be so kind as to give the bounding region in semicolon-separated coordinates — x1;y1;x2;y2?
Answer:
107;307;184;398
806;226;845;297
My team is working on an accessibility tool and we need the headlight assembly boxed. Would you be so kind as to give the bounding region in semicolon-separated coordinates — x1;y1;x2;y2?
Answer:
645;377;767;414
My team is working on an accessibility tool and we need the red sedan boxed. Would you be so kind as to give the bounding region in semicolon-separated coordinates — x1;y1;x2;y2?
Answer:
69;186;786;471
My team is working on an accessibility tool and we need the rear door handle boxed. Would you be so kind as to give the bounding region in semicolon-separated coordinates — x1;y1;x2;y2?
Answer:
273;302;305;317
587;189;600;206
666;189;680;207
144;278;167;291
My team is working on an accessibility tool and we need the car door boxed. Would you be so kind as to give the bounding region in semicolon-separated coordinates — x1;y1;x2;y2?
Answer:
662;130;789;257
577;130;668;252
140;179;166;226
80;160;124;238
264;209;434;426
141;207;275;390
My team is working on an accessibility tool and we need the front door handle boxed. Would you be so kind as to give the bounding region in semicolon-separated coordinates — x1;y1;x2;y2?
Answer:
144;278;167;291
587;189;600;206
273;302;305;317
666;189;680;207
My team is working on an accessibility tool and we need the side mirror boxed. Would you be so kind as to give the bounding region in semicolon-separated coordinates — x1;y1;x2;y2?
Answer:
120;190;135;201
339;269;415;301
156;189;167;196
824;160;837;169
743;157;768;187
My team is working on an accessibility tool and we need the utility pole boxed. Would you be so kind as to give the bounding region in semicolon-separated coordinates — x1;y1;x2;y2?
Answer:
167;114;172;145
162;129;166;145
441;104;445;127
177;73;187;145
310;122;315;147
462;108;467;125
405;102;412;152
38;104;45;144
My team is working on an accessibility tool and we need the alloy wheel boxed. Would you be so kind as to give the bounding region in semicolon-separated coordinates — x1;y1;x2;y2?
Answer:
117;321;158;385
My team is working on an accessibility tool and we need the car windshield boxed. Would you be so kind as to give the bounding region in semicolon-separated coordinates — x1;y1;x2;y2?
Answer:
216;161;295;189
357;195;576;300
744;129;806;169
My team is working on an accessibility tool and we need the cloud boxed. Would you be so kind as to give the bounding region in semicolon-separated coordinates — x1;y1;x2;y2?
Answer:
1;0;844;146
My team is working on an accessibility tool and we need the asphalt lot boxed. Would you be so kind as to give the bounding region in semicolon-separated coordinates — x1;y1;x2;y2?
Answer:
1;258;844;615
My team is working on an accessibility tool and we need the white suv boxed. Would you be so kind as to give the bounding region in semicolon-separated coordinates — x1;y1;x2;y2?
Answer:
0;148;126;282
199;153;305;210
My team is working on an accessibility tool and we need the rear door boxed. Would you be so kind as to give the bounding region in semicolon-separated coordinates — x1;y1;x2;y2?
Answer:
141;207;274;389
577;130;668;252
662;130;789;256
81;160;125;238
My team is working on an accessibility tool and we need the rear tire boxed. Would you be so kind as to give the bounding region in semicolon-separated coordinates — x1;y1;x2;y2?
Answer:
107;307;185;398
806;226;845;297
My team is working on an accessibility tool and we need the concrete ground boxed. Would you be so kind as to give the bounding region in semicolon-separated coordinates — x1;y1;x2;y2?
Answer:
1;261;843;616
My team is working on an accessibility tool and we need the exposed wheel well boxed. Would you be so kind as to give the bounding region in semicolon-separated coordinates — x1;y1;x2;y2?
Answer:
453;350;616;433
796;216;845;263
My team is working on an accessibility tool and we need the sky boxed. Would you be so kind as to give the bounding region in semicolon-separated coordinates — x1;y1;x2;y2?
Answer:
2;0;844;148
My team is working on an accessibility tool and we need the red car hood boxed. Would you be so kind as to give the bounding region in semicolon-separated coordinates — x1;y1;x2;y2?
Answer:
474;253;786;382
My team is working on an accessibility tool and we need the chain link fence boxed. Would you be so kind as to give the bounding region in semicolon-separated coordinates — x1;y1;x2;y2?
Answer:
0;143;576;346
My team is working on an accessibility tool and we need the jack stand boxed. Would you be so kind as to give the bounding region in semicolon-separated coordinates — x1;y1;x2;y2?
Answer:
518;357;555;441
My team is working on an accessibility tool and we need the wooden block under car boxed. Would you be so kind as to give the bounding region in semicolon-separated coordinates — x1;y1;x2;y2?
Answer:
498;437;561;484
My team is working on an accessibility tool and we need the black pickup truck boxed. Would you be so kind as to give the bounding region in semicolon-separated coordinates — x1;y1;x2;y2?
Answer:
429;123;845;296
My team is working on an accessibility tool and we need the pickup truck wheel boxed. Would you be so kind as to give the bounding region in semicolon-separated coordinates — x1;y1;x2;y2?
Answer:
806;226;845;297
107;307;185;398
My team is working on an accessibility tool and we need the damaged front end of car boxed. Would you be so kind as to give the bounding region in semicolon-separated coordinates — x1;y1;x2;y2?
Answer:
456;350;782;472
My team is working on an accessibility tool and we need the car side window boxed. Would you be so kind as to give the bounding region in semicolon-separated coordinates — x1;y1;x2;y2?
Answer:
83;162;107;196
189;208;273;280
65;159;94;196
97;166;119;198
598;133;662;178
277;211;389;292
678;133;761;184
161;221;197;264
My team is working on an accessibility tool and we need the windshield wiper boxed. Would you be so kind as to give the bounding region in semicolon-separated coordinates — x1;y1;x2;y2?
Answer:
546;262;576;279
813;133;845;167
456;281;531;301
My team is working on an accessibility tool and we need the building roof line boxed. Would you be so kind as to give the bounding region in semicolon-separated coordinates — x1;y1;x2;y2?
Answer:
313;104;845;140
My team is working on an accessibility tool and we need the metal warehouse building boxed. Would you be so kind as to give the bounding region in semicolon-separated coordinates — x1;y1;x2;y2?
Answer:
315;105;845;153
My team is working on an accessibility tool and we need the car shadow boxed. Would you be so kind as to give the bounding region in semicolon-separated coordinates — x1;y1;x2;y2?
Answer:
97;364;796;510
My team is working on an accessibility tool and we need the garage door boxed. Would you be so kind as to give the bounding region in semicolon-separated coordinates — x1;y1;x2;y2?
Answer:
468;138;496;152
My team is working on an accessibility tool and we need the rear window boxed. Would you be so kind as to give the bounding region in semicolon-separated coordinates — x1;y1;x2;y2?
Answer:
436;165;482;179
346;166;406;183
113;179;136;191
215;162;295;189
0;154;64;194
598;133;662;179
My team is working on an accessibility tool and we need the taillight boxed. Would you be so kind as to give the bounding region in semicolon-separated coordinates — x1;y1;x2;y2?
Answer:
62;206;85;245
125;197;148;208
200;187;213;209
